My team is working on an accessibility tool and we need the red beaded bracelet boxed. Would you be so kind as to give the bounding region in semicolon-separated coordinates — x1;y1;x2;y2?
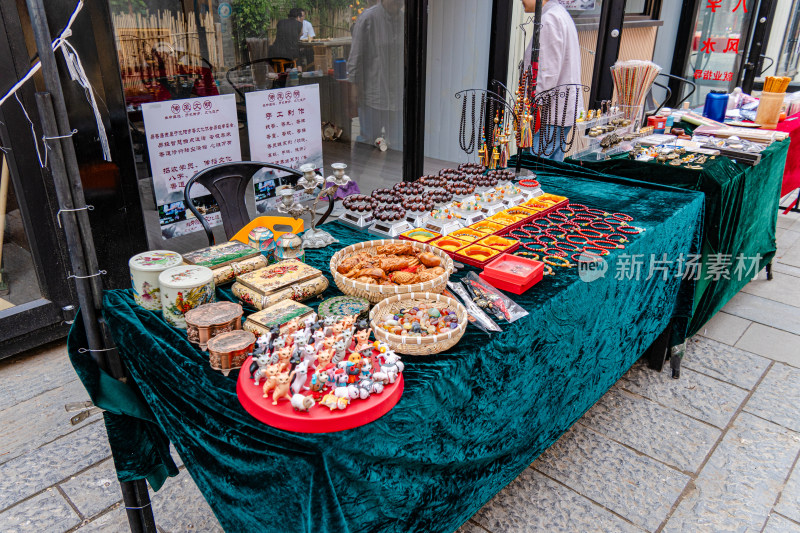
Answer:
532;218;553;228
617;225;644;235
522;241;547;252
520;223;543;234
593;239;623;250
583;246;609;256
569;203;589;212
573;216;593;226
554;241;580;252
572;253;601;263
586;208;608;217
577;228;605;239
519;178;540;188
544;248;568;257
507;228;532;239
606;233;628;244
536;235;560;245
604;217;627;226
556;208;575;217
544;228;568;238
566;234;591;245
547;213;568;223
558;222;581;232
611;212;633;221
590;221;614;232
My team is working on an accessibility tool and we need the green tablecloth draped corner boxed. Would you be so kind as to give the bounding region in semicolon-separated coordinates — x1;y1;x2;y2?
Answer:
68;172;704;533
549;135;789;337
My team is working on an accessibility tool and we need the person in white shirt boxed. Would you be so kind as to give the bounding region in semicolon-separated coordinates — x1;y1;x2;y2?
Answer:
522;0;584;161
299;9;315;41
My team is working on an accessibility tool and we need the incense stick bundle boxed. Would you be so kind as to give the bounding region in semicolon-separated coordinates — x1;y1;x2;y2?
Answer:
764;76;791;93
610;60;661;122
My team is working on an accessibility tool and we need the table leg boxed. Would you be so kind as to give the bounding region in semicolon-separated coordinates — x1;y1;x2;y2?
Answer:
670;345;683;379
121;479;157;533
766;261;774;281
644;323;672;372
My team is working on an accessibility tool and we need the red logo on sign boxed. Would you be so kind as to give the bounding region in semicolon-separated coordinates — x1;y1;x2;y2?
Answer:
171;104;181;114
203;100;212;109
193;101;202;110
182;103;191;112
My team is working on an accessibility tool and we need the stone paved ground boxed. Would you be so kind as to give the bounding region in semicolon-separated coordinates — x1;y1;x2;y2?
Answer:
2;209;800;533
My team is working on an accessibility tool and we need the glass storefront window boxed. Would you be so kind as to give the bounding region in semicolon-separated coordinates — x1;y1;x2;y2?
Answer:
681;0;753;107
109;0;405;250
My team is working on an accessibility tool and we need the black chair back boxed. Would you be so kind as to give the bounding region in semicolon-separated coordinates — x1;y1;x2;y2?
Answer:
183;161;302;246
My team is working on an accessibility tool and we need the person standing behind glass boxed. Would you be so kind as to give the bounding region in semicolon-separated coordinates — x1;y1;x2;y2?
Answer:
347;0;404;150
269;8;303;62
522;0;583;162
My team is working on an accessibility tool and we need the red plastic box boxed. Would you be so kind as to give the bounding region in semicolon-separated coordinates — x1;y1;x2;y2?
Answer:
478;253;544;294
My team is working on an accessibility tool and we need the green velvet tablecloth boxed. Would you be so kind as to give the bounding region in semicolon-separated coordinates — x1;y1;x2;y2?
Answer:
554;137;789;337
68;172;703;533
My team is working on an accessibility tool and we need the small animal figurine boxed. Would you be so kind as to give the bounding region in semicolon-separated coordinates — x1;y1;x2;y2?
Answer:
321;336;336;352
291;360;310;395
290;393;314;412
320;393;349;411
303;314;317;330
277;345;293;369
332;338;348;366
347;381;372;400
316;347;334;369
289;347;303;368
360;377;384;394
283;318;301;337
343;352;364;384
272;370;294;405
261;363;285;397
323;316;336;329
254;334;270;355
332;367;349;390
360;356;373;379
312;329;326;347
379;352;404;384
251;353;272;386
293;331;308;350
309;370;330;401
267;325;281;349
272;336;286;353
301;344;317;368
334;385;358;400
353;327;372;351
341;315;355;329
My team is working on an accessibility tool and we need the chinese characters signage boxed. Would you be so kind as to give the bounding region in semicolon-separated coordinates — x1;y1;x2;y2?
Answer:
246;84;323;213
142;94;242;238
557;0;596;9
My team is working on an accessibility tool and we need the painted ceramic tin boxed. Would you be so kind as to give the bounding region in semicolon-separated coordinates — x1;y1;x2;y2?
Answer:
158;265;216;329
274;232;305;263
248;226;277;262
128;250;183;311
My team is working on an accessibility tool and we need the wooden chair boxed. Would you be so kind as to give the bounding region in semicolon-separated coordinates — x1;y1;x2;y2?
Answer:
183;161;303;246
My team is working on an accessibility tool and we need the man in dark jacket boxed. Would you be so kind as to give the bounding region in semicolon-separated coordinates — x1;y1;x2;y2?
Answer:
269;8;303;60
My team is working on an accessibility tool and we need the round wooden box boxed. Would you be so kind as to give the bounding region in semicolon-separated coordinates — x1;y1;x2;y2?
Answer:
184;301;244;350
128;251;183;311
207;329;255;374
158;265;216;329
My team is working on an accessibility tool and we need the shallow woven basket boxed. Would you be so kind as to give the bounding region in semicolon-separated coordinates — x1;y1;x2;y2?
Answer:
369;292;468;356
329;239;454;304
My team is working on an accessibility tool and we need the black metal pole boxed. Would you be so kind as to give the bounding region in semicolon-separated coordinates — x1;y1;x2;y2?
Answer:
589;0;626;107
402;0;428;181
25;0;104;312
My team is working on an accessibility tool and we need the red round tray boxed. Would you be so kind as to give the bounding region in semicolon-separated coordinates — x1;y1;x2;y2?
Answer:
236;356;404;433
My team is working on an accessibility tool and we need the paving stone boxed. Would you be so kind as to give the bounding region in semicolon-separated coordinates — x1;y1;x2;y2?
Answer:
0;421;111;511
736;323;800;368
775;460;800;524
743;271;800;307
148;468;222;532
776;229;800;260
0;341;77;412
75;504;129;533
0;488;80;532
663;413;800;533
745;363;800;433
773;262;800;279
764;514;800;533
473;468;644;533
533;424;689;531
696;311;751;346
60;458;122;519
0;378;100;465
780;244;800;268
621;362;749;428
724;291;800;336
683;336;770;390
778;214;799;229
579;384;721;472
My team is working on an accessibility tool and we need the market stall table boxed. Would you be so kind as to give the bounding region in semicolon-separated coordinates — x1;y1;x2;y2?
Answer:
776;112;800;212
554;137;788;338
68;172;703;533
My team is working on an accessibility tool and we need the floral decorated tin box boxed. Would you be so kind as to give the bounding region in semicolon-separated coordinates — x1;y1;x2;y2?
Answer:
182;241;267;285
231;259;328;310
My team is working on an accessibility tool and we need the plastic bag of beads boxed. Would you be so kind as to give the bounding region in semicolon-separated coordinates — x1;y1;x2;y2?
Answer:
461;272;528;323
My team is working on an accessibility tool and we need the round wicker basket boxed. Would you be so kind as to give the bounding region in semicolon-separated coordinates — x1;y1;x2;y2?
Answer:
369;292;468;356
329;239;454;304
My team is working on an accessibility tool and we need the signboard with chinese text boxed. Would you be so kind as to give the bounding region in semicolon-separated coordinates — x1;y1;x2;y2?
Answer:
558;0;596;10
142;94;242;238
246;84;323;214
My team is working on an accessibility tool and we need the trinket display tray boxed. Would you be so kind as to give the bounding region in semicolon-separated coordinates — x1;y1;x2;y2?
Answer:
237;357;404;433
479;254;544;294
399;228;441;243
452;244;503;268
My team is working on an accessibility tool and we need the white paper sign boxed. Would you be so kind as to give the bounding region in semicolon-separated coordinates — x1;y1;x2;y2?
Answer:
246;85;323;214
142;94;242;238
558;0;596;9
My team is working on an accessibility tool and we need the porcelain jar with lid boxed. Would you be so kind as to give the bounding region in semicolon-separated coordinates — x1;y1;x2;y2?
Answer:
128;250;183;310
274;232;305;263
248;226;276;263
158;265;216;329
